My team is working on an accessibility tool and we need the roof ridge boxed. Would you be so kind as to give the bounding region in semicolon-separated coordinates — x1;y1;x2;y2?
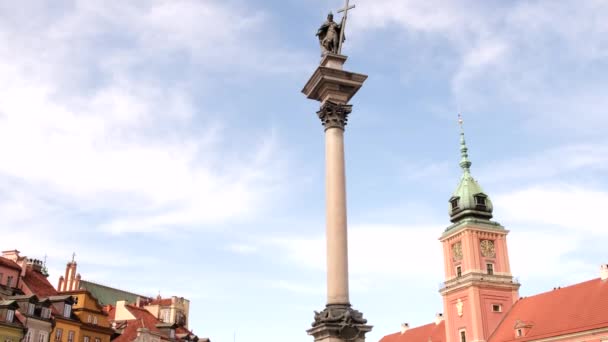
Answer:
518;277;602;301
81;280;149;298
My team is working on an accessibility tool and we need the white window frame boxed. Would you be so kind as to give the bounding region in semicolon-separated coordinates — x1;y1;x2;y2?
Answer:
38;332;48;342
6;309;14;323
63;305;71;318
28;303;35;315
67;331;74;342
55;328;63;342
41;307;51;319
83;336;90;342
87;315;92;323
93;316;98;325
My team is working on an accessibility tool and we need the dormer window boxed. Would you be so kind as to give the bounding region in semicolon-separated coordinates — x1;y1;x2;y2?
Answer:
63;304;71;318
41;308;51;319
474;194;486;206
27;303;35;315
6;309;14;323
450;198;460;210
516;329;522;337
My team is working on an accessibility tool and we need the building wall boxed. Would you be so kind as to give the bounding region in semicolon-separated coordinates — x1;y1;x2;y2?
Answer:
0;265;20;288
23;318;53;342
79;326;112;342
53;318;81;342
0;323;24;342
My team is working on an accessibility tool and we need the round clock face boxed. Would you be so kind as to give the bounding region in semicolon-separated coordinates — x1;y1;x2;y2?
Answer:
452;242;463;260
480;239;496;257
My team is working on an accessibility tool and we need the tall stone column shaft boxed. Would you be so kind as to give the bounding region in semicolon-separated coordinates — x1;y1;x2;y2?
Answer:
303;54;371;342
325;124;349;305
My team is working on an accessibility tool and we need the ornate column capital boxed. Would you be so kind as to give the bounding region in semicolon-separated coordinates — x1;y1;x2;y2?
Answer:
317;101;352;131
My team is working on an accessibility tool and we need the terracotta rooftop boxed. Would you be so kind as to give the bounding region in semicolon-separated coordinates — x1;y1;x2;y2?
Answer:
21;269;58;297
109;304;171;342
489;277;608;342
380;321;445;342
0;257;22;271
150;298;172;306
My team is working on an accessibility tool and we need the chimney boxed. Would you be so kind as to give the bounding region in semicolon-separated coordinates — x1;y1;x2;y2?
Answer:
435;313;444;325
2;250;21;260
400;323;409;334
601;264;608;281
26;258;43;272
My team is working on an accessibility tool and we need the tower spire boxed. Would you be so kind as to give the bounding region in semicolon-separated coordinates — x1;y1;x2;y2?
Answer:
458;113;472;174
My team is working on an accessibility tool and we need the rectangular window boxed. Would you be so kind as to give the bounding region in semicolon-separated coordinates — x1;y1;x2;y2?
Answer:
7;276;13;287
87;315;92;323
460;330;466;342
0;272;3;282
42;307;51;319
451;199;459;209
94;338;100;342
475;196;486;206
93;316;98;325
28;303;35;315
83;336;90;342
492;304;502;312
63;305;71;318
55;329;63;342
516;329;522;337
456;266;462;277
6;309;14;323
67;331;74;342
25;331;32;342
487;263;494;275
38;332;48;342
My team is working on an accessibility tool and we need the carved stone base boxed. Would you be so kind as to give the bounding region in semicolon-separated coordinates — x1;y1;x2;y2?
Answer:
307;304;372;342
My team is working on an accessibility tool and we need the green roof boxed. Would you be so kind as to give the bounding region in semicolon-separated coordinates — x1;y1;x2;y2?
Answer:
448;124;493;224
79;280;147;306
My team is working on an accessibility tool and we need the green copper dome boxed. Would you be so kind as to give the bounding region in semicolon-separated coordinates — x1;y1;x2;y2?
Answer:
448;125;493;223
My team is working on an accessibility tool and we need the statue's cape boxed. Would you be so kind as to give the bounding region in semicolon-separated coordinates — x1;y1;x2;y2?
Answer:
316;21;342;42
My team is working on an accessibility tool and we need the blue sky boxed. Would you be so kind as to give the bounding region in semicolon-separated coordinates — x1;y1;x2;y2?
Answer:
1;1;607;342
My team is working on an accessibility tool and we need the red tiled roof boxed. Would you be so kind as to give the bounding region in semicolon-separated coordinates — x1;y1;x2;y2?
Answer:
21;269;58;297
489;278;608;342
109;304;172;342
0;257;21;271
380;321;445;342
150;298;172;306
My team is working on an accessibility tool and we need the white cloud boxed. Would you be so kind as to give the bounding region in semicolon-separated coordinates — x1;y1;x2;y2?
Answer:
0;1;294;235
494;185;608;236
349;0;608;134
269;223;444;278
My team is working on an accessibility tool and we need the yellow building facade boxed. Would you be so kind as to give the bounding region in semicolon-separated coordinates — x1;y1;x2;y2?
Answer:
63;290;114;342
0;300;24;342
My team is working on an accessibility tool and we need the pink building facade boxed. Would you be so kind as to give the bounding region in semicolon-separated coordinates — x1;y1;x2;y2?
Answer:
379;128;608;342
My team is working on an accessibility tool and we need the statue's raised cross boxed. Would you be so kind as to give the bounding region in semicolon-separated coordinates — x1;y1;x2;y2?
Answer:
337;0;355;54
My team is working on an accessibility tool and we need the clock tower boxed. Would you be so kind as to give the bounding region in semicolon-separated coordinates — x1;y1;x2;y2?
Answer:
439;119;520;342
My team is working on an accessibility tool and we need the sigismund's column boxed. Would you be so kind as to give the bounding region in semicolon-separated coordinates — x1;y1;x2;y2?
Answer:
302;7;372;342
